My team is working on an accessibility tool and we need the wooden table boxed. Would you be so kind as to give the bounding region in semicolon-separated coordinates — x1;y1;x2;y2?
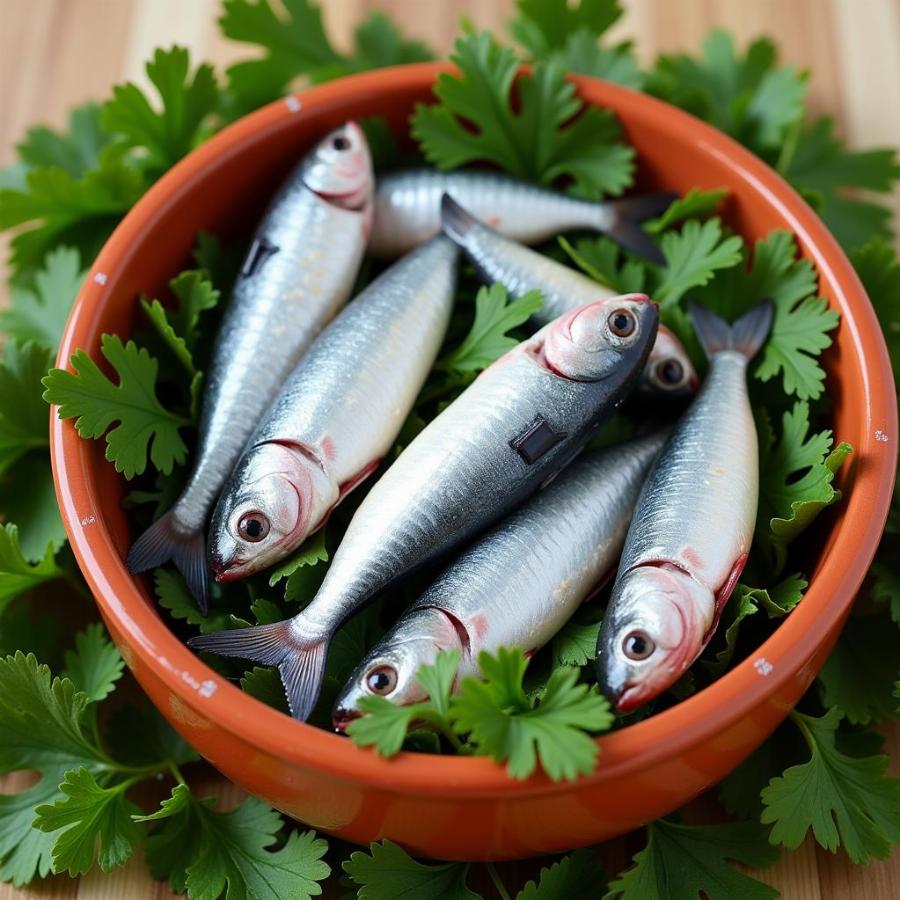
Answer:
1;1;898;897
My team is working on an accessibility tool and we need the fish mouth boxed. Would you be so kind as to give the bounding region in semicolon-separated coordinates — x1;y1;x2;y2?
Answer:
613;684;647;713
332;706;362;733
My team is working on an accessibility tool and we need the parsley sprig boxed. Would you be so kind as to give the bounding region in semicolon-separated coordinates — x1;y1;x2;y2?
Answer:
3;0;900;896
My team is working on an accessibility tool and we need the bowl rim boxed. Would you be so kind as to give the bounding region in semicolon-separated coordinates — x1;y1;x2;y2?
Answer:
51;61;898;797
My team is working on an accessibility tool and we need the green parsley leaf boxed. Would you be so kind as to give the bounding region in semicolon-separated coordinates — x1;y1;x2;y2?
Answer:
644;187;728;235
551;31;644;91
552;619;602;668
348;12;434;73
102;46;220;175
0;652;104;885
655;218;744;309
761;708;900;862
510;0;623;57
518;848;605;899
2;246;85;350
153;568;233;634
135;783;207;894
220;0;340;115
849;237;900;380
141;270;220;375
698;230;839;399
411;33;634;198
0;453;66;563
755;402;851;574
43;334;191;479
560;236;646;294
240;666;289;714
718;723;802;820
0;651;101;775
343;838;478;900
0;524;65;613
785;117;900;250
16;103;111;179
0;146;145;276
348;695;423;757
817;612;900;726
0;341;54;476
62;623;125;703
182;795;330;900
648;31;806;156
267;529;329;603
438;285;542;374
871;559;900;625
219;0;431;117
702;575;806;675
605;818;779;899
451;647;613;780
33;767;142;876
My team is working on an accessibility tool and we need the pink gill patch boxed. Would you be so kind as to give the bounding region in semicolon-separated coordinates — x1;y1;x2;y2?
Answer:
469;613;489;641
320;435;336;462
486;215;502;228
681;546;703;569
524;648;537;659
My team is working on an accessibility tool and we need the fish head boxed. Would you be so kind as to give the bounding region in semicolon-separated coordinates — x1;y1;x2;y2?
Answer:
639;325;699;397
541;293;658;381
207;442;317;580
597;564;711;712
301;121;374;211
332;608;462;731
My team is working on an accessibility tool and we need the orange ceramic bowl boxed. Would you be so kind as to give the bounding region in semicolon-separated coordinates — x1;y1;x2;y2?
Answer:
51;63;897;861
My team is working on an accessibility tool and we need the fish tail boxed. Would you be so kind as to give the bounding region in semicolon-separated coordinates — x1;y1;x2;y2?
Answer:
188;620;330;722
127;510;209;613
600;193;677;265
440;192;478;244
689;299;774;361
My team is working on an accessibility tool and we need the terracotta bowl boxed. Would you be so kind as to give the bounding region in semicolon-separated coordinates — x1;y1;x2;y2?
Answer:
50;63;897;861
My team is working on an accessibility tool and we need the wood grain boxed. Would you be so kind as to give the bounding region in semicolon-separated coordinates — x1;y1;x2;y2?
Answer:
1;1;898;897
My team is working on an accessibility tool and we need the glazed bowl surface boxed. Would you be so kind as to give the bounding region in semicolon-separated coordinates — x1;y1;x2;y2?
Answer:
50;62;897;861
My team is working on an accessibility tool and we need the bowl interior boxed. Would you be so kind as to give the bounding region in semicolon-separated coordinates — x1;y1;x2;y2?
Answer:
53;64;897;788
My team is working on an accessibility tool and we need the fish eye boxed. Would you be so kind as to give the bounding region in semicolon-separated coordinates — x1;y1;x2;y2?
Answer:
608;308;636;338
332;135;351;151
622;630;655;661
655;358;684;387
365;665;398;695
238;512;270;542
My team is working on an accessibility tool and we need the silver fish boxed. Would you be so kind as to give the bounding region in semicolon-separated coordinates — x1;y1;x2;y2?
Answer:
369;168;674;263
127;123;375;609
190;293;659;719
332;432;666;726
441;194;698;398
207;237;459;581
596;300;773;711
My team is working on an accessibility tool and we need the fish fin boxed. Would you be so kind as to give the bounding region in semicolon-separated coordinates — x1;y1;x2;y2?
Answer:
689;299;773;361
128;511;209;613
188;621;330;722
440;193;478;243
602;193;677;265
278;639;329;721
188;620;293;666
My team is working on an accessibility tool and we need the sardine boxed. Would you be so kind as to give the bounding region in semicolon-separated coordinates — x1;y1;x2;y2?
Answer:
127;123;374;609
332;432;666;726
190;292;659;719
441;194;698;398
206;237;459;580
369;168;674;264
595;300;773;711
